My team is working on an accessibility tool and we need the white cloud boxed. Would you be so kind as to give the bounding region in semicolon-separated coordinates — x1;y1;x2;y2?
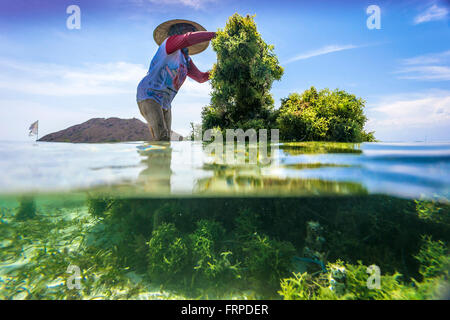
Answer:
0;58;214;140
284;44;360;64
0;99;90;141
182;77;211;97
367;91;450;129
403;50;450;65
0;59;214;97
396;66;450;81
365;91;450;141
171;100;206;136
171;78;211;136
414;4;449;24
396;50;450;81
0;59;148;96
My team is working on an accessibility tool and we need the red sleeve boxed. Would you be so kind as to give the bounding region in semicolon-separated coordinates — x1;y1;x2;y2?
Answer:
166;31;216;55
187;59;210;83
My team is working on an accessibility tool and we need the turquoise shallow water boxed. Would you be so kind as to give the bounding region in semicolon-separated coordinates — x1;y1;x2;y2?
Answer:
0;140;449;199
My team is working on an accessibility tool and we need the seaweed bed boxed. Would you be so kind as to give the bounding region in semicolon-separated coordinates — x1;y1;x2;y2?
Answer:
0;194;449;299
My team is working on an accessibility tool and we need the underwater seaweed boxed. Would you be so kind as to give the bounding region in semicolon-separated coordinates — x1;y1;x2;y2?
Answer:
190;220;241;289
415;199;450;225
415;236;449;280
15;197;36;221
147;223;190;282
242;233;296;294
279;237;449;300
2;192;449;300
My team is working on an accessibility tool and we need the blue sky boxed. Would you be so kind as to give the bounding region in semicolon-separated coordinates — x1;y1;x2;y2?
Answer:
0;0;449;141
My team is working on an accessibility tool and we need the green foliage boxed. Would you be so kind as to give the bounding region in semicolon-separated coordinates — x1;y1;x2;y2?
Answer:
200;13;374;143
279;237;450;300
415;236;449;279
234;208;262;237
191;220;225;259
415;199;450;225
191;220;241;283
340;262;415;300
0;201;150;300
145;219;243;293
243;233;295;290
278;272;321;300
277;87;375;142
87;196;111;218
280;141;363;155
153;202;183;230
3;195;449;299
15;197;36;220
147;223;190;281
279;261;419;300
189;122;203;141
190;220;222;276
202;13;283;133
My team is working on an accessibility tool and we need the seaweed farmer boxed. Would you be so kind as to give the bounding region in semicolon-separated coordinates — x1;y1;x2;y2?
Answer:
137;19;215;141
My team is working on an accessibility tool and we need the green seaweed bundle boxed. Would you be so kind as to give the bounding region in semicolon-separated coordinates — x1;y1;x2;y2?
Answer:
201;13;283;134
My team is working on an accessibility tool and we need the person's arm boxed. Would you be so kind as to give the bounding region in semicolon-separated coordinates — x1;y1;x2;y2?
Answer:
187;59;210;83
166;31;216;55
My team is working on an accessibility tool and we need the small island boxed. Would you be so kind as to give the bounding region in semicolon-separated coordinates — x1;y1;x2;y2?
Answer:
38;117;183;143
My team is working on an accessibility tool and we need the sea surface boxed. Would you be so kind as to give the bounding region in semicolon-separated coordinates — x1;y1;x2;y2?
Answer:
0;140;449;299
0;140;449;199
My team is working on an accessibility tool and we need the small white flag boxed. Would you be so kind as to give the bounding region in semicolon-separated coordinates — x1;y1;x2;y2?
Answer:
29;120;39;137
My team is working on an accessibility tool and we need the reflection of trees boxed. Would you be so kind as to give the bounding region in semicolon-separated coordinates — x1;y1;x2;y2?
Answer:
203;141;277;167
280;142;362;156
195;165;367;196
136;143;173;194
196;141;367;195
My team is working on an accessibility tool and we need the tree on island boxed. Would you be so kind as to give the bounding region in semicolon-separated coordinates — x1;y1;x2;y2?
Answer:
277;87;375;142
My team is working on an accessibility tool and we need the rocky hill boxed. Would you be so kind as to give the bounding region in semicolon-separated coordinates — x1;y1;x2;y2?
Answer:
38;117;183;143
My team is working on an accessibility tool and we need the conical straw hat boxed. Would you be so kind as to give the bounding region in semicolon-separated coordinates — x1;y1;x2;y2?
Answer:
153;19;209;55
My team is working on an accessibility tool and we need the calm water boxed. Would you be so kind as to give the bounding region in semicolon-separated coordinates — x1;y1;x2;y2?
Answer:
0;140;449;199
0;141;449;299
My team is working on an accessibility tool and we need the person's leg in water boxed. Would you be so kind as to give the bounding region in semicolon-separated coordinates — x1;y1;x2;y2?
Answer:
138;99;171;141
163;107;171;138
